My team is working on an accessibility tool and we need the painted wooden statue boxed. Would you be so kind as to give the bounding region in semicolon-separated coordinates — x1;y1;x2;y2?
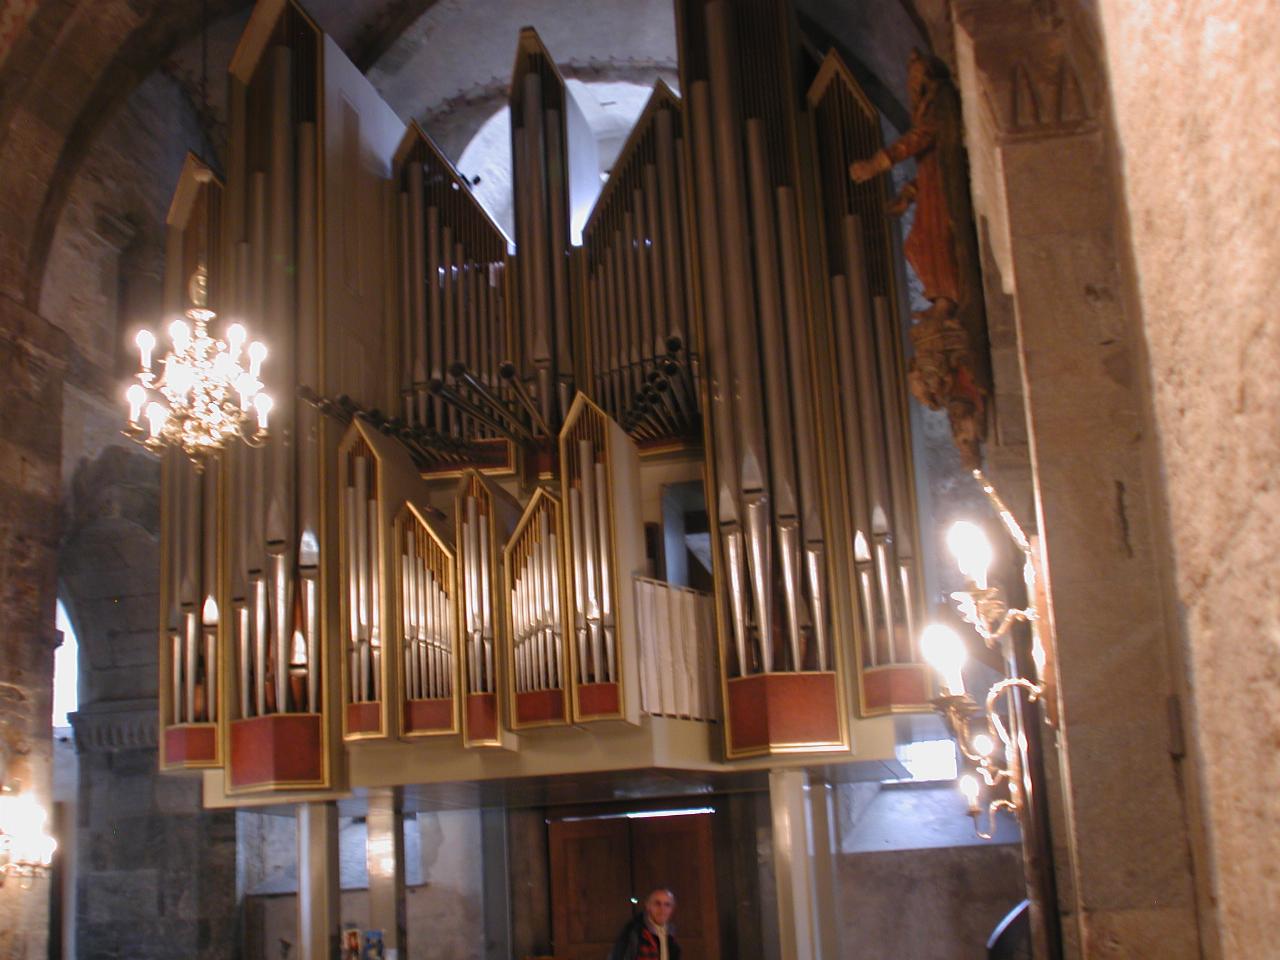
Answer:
851;49;989;468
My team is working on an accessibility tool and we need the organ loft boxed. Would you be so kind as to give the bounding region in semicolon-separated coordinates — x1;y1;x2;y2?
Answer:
0;1;1270;959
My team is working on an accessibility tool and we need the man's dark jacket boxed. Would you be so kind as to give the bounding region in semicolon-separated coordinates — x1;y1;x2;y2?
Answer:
607;913;682;960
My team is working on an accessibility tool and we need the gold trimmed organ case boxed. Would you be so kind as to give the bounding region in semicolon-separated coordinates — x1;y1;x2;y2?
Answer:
502;488;572;730
806;50;931;716
390;122;521;479
394;501;461;739
579;80;703;452
158;154;225;773
338;418;433;741
454;470;523;748
216;0;406;794
677;0;851;757
157;0;945;799
558;394;646;725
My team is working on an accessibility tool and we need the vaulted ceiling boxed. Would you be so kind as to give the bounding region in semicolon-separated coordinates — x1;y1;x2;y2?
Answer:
0;0;937;306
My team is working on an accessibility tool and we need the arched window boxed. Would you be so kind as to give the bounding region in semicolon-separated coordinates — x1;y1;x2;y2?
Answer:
53;599;80;729
456;78;662;243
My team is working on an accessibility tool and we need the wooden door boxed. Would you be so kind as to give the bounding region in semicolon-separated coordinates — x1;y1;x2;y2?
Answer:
549;812;720;960
630;814;720;960
549;817;635;960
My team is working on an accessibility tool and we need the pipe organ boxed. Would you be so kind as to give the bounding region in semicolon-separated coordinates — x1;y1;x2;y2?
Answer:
393;125;518;474
806;53;931;715
159;156;224;772
504;490;571;729
580;82;702;447
158;0;944;800
396;501;459;737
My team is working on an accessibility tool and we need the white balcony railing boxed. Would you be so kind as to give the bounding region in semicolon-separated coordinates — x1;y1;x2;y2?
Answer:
634;577;719;722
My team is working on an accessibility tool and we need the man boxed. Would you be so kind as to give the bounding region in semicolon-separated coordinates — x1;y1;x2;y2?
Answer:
608;887;681;960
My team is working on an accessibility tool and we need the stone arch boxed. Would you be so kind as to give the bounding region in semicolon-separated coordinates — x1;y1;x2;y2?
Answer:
0;0;251;309
59;445;161;707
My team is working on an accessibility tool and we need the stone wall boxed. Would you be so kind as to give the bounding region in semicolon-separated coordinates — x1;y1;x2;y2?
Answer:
71;710;238;960
834;782;1025;958
1092;2;1280;957
46;59;240;960
242;808;486;960
838;845;1026;959
0;288;66;959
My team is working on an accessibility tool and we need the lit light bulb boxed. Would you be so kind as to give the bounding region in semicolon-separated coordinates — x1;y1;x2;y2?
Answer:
165;358;193;400
135;329;155;370
126;383;146;423
169;318;191;353
0;792;55;865
947;520;993;589
248;341;267;378
920;623;967;696
958;773;981;813
145;402;168;439
253;392;273;431
225;322;247;357
971;733;996;757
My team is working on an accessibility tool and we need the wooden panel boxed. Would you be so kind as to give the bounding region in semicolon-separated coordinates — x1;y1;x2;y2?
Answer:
466;691;499;742
404;698;453;734
550;818;633;960
630;813;720;960
228;713;324;789
726;672;841;755
345;701;382;734
515;689;565;725
576;681;620;719
162;723;218;767
862;663;930;713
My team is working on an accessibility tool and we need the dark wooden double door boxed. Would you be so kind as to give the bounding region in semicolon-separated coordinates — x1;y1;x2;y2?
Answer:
549;811;720;960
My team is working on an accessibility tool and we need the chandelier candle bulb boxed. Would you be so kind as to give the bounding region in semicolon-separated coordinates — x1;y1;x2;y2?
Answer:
254;393;272;431
169;319;191;354
136;329;155;371
226;322;246;357
948;520;993;589
248;341;266;379
126;384;146;424
921;623;967;696
147;402;168;439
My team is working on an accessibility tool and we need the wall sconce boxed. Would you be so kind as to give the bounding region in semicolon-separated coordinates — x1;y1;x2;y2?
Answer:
0;742;57;887
920;470;1056;840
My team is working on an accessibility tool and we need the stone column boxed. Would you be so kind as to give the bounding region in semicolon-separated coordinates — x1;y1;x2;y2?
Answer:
297;801;340;960
0;294;67;960
951;1;1203;956
366;788;407;959
768;769;839;960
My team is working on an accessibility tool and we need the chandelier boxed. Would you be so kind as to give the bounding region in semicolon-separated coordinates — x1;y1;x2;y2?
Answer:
920;470;1056;839
123;263;271;464
0;743;56;888
0;790;56;887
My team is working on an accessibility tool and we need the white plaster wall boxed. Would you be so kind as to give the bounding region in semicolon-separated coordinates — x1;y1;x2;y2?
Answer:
1094;2;1280;956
